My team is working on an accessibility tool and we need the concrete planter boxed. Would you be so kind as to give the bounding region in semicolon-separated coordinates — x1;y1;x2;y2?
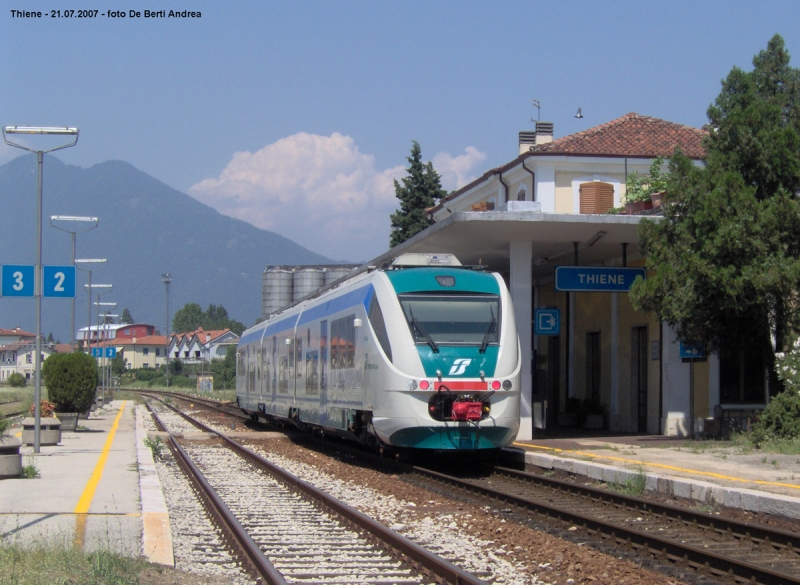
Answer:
55;412;79;432
22;417;62;446
0;435;22;479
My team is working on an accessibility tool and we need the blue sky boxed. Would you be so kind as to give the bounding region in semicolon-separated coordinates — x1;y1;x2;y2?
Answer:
3;1;799;261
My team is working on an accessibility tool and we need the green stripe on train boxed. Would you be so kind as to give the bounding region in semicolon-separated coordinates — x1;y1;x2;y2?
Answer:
389;425;516;450
385;267;500;294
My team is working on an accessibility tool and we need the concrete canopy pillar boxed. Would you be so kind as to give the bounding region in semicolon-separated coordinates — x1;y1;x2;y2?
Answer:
510;240;533;440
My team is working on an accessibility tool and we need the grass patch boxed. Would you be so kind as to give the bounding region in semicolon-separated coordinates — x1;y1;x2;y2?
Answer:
608;467;647;496
0;539;149;585
142;436;165;462
20;462;39;479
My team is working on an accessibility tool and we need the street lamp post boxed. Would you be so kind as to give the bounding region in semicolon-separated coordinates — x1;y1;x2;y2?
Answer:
75;259;106;350
50;216;99;352
3;126;79;454
85;284;112;400
162;274;171;387
95;302;116;400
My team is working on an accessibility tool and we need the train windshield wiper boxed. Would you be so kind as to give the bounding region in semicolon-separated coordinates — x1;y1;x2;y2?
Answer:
479;308;496;354
411;314;439;353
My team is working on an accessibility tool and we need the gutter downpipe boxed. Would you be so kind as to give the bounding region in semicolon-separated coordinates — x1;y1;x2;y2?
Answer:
522;158;536;201
498;170;509;206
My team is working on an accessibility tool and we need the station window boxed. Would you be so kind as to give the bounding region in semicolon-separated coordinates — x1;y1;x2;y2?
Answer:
579;182;614;214
143;347;149;355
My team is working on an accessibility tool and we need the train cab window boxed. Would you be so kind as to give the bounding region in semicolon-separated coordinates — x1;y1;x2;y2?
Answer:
398;294;500;347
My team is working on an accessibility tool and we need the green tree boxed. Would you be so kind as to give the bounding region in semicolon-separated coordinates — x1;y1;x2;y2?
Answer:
210;346;237;390
7;372;26;388
42;352;97;413
389;141;447;248
172;302;205;333
631;35;800;362
111;353;128;376
172;302;246;336
120;308;134;324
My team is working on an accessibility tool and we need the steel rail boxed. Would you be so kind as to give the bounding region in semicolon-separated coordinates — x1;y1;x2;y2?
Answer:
410;465;800;585
150;397;488;585
492;465;800;550
145;402;288;585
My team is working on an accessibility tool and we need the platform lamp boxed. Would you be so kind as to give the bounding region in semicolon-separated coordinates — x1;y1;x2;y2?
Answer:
3;126;79;453
50;216;99;352
95;302;117;400
162;274;171;387
75;259;106;350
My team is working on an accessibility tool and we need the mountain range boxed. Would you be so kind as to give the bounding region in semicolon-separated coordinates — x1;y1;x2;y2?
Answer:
0;155;336;344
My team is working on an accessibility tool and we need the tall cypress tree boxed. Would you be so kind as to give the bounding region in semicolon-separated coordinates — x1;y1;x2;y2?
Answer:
631;35;800;360
389;141;447;248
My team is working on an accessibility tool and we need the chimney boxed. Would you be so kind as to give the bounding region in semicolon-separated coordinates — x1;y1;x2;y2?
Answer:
518;122;554;154
518;130;537;155
535;121;553;145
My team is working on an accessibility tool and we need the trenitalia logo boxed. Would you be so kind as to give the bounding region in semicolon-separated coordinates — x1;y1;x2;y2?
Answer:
448;358;472;376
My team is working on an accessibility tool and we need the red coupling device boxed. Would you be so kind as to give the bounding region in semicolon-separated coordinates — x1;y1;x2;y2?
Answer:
451;402;483;421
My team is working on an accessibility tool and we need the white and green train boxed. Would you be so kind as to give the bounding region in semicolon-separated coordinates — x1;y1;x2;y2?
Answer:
236;254;520;452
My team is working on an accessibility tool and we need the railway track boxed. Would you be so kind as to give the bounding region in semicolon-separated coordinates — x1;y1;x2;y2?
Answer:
137;390;800;584
144;398;488;585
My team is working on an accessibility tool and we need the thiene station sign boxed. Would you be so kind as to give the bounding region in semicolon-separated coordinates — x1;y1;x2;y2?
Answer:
555;266;646;293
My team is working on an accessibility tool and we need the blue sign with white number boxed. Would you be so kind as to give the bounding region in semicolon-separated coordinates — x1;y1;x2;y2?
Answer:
43;265;76;298
105;347;117;358
679;342;706;359
1;265;35;297
534;308;560;336
555;266;646;292
91;347;103;358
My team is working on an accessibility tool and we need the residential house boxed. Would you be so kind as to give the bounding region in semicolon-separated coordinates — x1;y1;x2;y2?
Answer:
96;335;167;370
168;328;240;364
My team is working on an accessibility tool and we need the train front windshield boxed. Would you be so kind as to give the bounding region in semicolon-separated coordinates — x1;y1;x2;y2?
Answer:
398;294;500;346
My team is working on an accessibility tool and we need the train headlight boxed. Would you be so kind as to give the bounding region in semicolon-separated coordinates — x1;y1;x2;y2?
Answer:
419;379;430;390
483;404;491;414
491;380;501;390
502;380;512;390
405;379;418;391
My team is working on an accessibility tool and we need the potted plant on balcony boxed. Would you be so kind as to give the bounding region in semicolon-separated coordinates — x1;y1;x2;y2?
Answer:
42;352;97;432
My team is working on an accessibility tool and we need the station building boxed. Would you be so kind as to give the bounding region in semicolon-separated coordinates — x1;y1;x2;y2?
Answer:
368;113;761;440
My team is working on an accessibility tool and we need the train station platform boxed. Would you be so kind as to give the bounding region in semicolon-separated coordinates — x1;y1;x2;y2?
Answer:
509;432;800;520
0;400;173;565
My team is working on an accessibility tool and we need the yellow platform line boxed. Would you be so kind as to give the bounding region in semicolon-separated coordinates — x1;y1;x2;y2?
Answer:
73;402;127;548
514;442;800;491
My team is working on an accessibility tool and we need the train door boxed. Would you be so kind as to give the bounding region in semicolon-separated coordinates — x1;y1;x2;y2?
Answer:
260;344;268;403
320;320;328;424
294;333;303;401
271;336;277;406
632;326;648;433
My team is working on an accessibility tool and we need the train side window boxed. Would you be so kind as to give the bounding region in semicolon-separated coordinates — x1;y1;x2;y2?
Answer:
368;295;392;363
331;315;356;369
296;338;303;379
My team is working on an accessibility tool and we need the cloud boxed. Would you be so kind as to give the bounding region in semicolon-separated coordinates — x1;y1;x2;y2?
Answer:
189;133;486;262
433;146;487;191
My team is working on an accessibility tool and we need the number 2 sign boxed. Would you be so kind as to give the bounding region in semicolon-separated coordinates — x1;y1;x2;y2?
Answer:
43;266;76;298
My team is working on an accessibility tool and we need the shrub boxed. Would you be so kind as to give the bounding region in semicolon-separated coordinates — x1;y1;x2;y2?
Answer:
751;340;800;446
42;352;97;413
134;369;161;382
0;414;9;435
7;372;26;387
750;388;800;446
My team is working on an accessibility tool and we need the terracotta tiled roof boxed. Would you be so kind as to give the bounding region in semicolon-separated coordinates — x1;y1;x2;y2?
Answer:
172;328;232;344
528;112;706;158
0;327;36;338
97;335;167;347
53;344;73;354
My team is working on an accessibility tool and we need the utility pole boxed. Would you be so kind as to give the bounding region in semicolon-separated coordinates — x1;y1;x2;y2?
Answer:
162;274;171;387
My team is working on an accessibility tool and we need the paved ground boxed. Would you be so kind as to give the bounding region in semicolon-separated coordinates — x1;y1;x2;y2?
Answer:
0;401;142;554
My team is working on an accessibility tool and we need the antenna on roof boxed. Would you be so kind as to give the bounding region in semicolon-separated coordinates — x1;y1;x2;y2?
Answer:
531;99;541;122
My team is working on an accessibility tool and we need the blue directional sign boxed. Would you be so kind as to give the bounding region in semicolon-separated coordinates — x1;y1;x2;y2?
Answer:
534;308;560;336
1;265;35;297
105;347;117;358
43;265;76;298
91;347;103;357
679;342;706;360
555;266;646;292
